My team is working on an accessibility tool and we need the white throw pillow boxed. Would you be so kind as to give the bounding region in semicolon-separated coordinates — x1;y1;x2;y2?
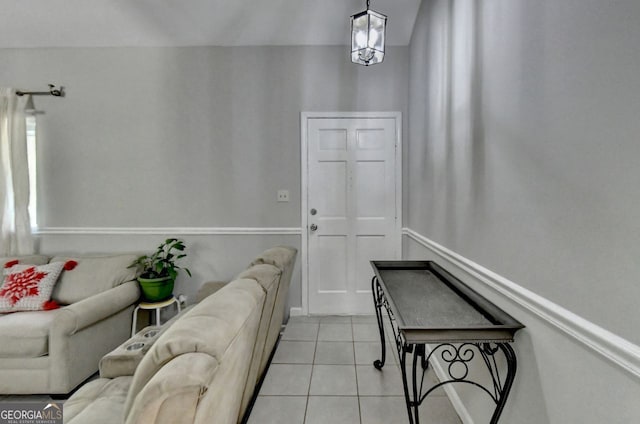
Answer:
0;262;65;313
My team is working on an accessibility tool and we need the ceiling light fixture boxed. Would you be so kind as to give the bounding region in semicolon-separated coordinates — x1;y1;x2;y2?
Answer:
351;0;387;66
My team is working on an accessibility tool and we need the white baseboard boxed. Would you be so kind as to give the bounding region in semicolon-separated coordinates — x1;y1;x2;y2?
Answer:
402;227;640;379
289;307;304;317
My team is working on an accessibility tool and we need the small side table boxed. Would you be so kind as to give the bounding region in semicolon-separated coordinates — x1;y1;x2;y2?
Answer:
131;296;181;337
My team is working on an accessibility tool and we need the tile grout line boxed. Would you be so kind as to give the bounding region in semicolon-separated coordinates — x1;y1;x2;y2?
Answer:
257;316;462;423
351;318;365;424
303;324;319;423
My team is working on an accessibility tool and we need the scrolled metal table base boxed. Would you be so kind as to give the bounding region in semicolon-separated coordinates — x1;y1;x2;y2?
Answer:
372;276;517;424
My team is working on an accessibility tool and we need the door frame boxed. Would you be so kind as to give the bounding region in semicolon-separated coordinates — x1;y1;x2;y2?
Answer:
300;111;403;316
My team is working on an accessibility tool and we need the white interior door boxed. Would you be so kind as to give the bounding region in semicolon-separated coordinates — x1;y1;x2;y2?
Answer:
303;114;400;315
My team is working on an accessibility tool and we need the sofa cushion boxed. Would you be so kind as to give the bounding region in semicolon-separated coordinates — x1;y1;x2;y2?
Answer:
0;309;60;357
124;353;218;424
249;246;297;378
124;278;264;419
234;264;281;413
0;255;49;269
63;376;132;424
249;246;297;273
195;281;227;303
235;264;281;293
0;262;65;313
50;254;139;304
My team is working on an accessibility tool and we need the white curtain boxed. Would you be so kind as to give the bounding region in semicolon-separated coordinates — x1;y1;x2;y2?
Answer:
0;88;34;256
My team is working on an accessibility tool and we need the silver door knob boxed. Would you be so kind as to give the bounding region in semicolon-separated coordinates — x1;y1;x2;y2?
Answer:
310;224;318;232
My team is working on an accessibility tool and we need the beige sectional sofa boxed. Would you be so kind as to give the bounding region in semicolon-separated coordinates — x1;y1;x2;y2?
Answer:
64;246;297;424
0;254;141;394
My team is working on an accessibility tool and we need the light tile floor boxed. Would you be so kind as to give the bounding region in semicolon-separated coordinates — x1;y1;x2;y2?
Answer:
248;315;462;424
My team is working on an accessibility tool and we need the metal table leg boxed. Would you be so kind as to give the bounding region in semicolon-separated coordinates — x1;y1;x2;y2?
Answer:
488;343;517;424
371;276;519;424
400;341;517;424
372;276;387;370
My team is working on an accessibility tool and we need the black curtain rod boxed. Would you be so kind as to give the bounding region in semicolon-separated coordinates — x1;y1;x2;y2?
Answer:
16;84;64;97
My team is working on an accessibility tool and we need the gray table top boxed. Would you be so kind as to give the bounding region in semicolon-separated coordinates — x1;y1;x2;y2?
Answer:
371;261;524;343
379;269;493;327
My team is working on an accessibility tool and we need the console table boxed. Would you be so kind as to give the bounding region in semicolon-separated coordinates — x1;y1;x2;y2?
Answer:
370;261;524;424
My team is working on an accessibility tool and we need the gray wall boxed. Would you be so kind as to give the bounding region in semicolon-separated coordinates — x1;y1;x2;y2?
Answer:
0;46;408;227
38;232;301;309
0;45;409;308
407;0;640;345
407;0;640;422
405;239;640;424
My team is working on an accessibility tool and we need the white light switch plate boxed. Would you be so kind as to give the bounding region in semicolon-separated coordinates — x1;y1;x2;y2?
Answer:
277;190;290;202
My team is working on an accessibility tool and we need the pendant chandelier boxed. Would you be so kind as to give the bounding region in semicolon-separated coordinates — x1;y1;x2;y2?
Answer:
350;0;387;66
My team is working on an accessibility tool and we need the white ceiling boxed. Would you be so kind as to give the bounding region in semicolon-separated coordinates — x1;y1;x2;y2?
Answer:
0;0;421;48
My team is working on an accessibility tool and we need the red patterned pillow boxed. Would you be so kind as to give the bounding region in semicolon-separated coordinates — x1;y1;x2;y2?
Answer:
0;262;65;313
3;260;19;269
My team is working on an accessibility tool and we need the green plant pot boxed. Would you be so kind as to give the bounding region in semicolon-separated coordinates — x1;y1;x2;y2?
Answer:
138;276;174;302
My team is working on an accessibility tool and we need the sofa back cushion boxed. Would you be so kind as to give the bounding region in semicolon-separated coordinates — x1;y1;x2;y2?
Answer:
249;246;298;376
124;353;218;424
234;264;282;413
0;255;49;269
50;254;139;304
124;277;265;423
249;246;296;271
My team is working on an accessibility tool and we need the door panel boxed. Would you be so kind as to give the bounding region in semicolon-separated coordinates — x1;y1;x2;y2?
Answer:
314;235;348;292
318;129;348;151
306;116;399;315
316;161;347;218
355;161;386;217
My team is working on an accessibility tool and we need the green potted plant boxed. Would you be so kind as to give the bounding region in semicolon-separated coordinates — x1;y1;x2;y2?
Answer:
129;238;192;302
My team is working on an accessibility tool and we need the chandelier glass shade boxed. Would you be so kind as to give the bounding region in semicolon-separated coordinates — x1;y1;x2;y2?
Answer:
351;1;387;66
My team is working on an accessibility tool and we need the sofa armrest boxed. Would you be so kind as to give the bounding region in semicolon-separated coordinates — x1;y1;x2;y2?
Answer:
47;281;140;393
196;281;228;303
53;281;140;335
